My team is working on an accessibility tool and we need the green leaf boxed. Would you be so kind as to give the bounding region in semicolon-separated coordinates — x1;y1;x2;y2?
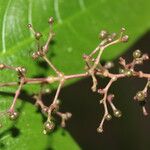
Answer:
0;102;80;150
0;0;150;149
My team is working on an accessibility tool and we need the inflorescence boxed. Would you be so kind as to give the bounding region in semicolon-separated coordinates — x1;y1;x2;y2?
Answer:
0;17;149;134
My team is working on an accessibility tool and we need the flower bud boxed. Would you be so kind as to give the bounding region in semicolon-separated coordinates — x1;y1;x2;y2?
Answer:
66;112;72;119
105;114;112;121
119;68;125;74
0;64;5;70
97;127;103;133
133;50;142;58
99;30;108;39
113;109;122;118
9;112;19;120
125;69;133;77
104;61;114;69
35;32;42;40
48;17;54;24
32;52;39;59
43;121;55;134
121;35;129;42
27;24;32;28
135;91;145;101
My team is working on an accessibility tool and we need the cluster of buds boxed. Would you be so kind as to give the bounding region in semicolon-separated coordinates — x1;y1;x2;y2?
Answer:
99;28;129;44
0;17;149;134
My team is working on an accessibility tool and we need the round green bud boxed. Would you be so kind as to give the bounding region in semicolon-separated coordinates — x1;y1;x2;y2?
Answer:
125;69;133;77
99;30;108;39
97;127;103;133
133;50;142;58
0;64;5;69
42;107;48;114
48;17;54;24
107;37;113;42
119;68;125;74
32;52;38;59
121;35;129;42
27;24;32;28
105;114;112;121
20;67;26;74
16;67;26;74
111;33;117;39
105;61;114;69
56;99;61;105
113;109;122;118
66;112;72;119
35;32;42;40
136;91;145;101
121;27;126;32
43;121;55;134
44;88;51;93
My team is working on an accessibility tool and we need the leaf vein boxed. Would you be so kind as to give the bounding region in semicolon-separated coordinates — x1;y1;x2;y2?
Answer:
78;0;86;10
2;0;12;53
54;0;62;24
28;0;33;37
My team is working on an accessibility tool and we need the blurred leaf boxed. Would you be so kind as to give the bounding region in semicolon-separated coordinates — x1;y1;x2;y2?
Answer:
0;0;150;149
